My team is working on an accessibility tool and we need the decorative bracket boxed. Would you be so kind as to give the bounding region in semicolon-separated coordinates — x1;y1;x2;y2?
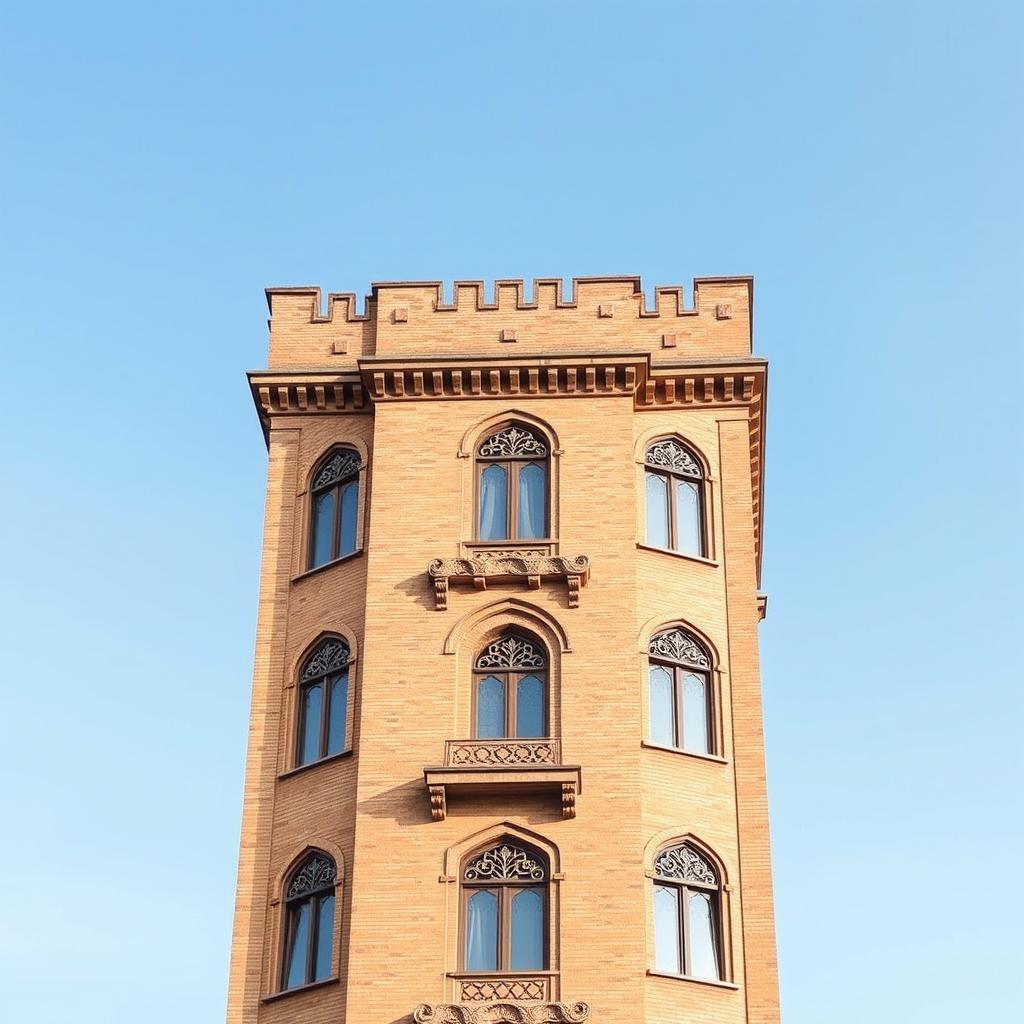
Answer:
415;1002;590;1024
428;554;590;610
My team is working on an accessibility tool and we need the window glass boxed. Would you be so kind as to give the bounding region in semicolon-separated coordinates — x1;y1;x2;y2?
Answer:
314;894;335;981
465;890;499;971
516;675;545;738
284;901;311;989
674;479;702;556
687;891;719;980
653;884;681;974
649;665;675;747
645;472;669;548
300;684;323;765
510;889;544;969
518;463;547;539
312;491;335;567
682;673;709;754
339;481;359;555
479;465;509;540
326;672;348;756
476;675;506;738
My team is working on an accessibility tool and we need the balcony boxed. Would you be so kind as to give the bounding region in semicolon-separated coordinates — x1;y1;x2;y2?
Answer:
423;739;582;820
427;552;590;610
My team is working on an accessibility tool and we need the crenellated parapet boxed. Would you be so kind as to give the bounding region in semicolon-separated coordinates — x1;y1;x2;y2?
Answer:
264;275;754;369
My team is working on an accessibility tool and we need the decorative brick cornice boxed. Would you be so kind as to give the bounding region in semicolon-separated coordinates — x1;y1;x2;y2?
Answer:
414;1001;590;1024
428;554;591;610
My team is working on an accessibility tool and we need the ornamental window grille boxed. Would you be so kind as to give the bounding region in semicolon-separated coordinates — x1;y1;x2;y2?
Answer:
461;841;549;973
648;628;714;755
296;637;351;767
644;438;707;557
476;424;549;542
281;851;337;990
473;633;547;740
309;446;361;569
652;842;723;982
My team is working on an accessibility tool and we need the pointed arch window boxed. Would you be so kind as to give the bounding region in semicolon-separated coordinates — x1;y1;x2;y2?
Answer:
309;447;361;568
476;425;549;541
648;628;714;756
473;633;547;739
645;438;706;557
462;842;548;972
281;852;337;990
652;842;723;981
296;637;350;766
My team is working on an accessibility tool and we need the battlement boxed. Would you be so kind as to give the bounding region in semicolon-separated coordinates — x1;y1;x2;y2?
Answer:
264;275;754;369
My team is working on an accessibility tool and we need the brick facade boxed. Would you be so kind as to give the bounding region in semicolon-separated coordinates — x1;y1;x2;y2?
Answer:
227;276;780;1024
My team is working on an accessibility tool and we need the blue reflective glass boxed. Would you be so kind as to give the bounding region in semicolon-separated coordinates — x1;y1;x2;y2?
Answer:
312;490;335;566
479;465;508;540
645;473;669;548
326;672;348;756
653;885;681;974
339;481;358;555
300;683;323;764
510;889;544;969
314;894;335;981
465;890;498;970
516;675;545;738
284;901;311;988
518;463;546;539
687;892;719;980
476;675;506;738
674;479;702;556
682;672;709;754
649;666;675;747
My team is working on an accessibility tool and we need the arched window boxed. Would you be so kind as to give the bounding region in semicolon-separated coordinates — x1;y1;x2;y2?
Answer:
296;637;350;766
281;851;337;990
476;425;548;541
648;627;714;756
309;447;361;568
652;842;723;981
473;633;547;739
462;841;548;972
644;438;706;557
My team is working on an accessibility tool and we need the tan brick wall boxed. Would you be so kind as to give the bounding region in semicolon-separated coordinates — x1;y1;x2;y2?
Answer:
227;276;779;1024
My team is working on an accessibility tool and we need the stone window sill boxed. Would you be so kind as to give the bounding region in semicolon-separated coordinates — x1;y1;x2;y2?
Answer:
636;543;718;568
262;977;339;1003
641;741;728;765
646;969;738;990
291;548;364;583
278;749;354;780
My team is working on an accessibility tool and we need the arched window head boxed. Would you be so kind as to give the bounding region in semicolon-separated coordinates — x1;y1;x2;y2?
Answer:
282;851;337;990
461;841;549;973
644;438;706;557
309;447;361;569
648;628;714;756
652;842;723;982
473;633;548;740
476;424;549;542
296;637;350;766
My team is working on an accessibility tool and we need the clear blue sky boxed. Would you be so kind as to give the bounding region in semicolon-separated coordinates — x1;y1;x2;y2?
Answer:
1;2;1021;1021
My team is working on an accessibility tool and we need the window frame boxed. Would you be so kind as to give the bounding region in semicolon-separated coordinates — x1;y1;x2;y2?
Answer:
474;424;550;542
471;633;549;740
647;628;716;757
307;447;362;570
459;843;550;973
652;843;724;982
643;438;708;558
280;852;338;992
295;637;352;768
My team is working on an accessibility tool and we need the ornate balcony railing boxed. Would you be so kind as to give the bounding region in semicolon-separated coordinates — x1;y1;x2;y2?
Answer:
424;739;581;821
450;972;553;1002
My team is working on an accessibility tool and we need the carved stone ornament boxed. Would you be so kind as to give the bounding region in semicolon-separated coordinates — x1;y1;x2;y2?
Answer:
479;426;547;459
447;740;557;767
427;554;590;610
302;638;350;679
464;844;545;882
286;855;336;899
414;1004;589;1024
653;844;717;886
460;978;548;1002
648;628;710;668
312;448;361;489
475;635;546;670
644;438;702;479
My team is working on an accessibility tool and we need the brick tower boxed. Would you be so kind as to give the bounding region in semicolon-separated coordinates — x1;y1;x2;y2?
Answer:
227;275;779;1024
